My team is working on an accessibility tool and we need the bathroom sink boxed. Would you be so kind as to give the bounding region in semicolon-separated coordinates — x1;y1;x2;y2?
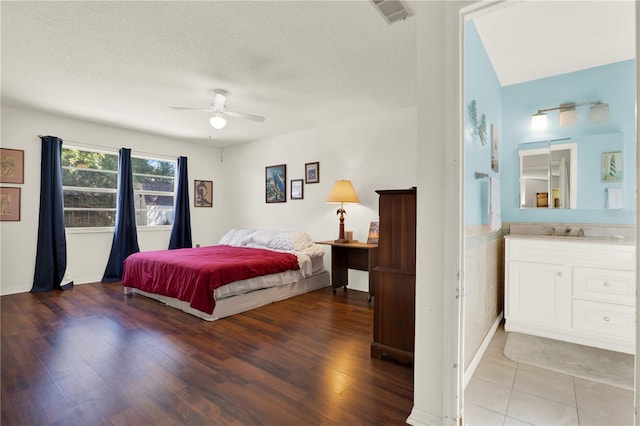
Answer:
545;234;628;243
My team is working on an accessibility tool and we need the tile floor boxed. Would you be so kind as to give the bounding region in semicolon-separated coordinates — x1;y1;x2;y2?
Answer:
464;326;634;425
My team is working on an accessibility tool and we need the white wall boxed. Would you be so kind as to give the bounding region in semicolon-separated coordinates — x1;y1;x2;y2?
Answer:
0;104;222;295
0;103;416;295
409;1;462;424
222;105;417;291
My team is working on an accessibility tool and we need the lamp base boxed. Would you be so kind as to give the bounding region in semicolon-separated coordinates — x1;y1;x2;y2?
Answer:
334;238;350;244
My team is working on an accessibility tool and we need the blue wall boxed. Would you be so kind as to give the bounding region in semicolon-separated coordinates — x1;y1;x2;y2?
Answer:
501;60;635;224
464;21;502;225
465;19;636;226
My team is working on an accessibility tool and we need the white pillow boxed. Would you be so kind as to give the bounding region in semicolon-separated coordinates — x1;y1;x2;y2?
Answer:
219;228;255;246
246;229;279;247
269;231;314;251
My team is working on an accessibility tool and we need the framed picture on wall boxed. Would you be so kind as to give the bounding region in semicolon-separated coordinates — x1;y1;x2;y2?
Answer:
367;221;379;244
194;180;213;207
305;162;319;184
265;164;287;203
0;187;21;221
291;179;304;200
0;148;24;184
601;151;622;182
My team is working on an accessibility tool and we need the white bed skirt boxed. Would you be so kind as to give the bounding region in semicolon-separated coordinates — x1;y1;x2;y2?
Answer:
124;270;330;321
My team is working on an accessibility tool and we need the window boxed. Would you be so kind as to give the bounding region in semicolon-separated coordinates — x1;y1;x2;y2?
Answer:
62;147;176;228
131;157;176;227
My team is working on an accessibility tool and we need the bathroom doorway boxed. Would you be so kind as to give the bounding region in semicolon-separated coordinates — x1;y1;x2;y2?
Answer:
459;1;638;424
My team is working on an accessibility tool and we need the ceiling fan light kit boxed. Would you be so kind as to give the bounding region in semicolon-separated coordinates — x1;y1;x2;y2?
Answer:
170;88;266;130
210;114;227;129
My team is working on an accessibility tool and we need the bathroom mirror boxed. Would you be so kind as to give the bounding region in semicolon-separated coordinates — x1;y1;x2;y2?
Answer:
519;140;577;209
519;132;624;209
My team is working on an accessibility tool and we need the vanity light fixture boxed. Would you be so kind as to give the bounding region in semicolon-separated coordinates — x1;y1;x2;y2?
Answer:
531;100;609;130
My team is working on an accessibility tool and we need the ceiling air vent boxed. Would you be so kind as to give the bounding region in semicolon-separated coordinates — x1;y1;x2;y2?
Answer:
371;0;413;25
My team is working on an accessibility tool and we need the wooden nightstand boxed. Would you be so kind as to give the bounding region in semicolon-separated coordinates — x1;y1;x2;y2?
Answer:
316;241;378;300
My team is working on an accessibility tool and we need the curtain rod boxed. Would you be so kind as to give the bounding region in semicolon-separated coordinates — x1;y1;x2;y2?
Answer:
37;135;180;161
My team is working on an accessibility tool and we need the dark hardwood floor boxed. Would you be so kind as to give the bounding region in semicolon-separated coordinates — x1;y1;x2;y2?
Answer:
1;283;413;425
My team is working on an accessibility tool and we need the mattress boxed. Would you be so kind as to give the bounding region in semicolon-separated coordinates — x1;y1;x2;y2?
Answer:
123;228;330;320
128;270;330;321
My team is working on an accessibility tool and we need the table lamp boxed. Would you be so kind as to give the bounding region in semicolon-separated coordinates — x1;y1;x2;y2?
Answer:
327;180;360;243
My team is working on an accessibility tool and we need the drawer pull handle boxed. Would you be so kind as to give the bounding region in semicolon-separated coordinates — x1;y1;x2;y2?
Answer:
603;282;610;288
603;316;610;322
557;272;563;277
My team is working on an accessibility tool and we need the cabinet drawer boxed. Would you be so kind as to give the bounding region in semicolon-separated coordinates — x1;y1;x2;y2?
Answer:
573;267;635;305
572;300;635;339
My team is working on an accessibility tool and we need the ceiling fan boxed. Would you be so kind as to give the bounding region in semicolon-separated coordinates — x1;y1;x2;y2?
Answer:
170;89;265;129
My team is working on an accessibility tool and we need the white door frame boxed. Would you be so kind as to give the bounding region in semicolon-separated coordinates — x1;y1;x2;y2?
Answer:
635;3;639;424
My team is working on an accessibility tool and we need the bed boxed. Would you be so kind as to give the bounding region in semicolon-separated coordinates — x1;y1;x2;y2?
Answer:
122;228;330;321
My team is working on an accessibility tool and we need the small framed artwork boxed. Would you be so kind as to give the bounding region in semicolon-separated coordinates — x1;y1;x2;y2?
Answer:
367;221;379;244
291;179;304;200
490;124;499;172
305;161;319;184
0;187;21;221
266;164;287;203
194;180;213;207
1;148;24;184
601;151;622;182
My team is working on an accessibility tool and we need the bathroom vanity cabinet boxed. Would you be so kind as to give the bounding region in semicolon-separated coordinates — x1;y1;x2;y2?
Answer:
505;235;636;354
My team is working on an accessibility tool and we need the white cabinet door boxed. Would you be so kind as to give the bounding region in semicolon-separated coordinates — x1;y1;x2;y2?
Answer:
507;260;571;328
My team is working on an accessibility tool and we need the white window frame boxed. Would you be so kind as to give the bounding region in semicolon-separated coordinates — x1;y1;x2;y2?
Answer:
62;145;177;233
131;156;177;229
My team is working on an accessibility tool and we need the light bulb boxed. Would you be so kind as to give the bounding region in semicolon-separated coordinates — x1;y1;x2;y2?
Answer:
210;114;227;129
531;112;547;131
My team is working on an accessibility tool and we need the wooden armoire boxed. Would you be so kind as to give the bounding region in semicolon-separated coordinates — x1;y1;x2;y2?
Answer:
370;188;416;363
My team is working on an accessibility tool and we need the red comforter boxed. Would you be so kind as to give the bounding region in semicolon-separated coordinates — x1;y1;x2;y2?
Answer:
122;245;300;314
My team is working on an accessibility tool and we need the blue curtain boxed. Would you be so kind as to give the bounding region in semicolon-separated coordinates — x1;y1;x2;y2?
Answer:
168;156;193;249
102;148;140;282
32;136;73;292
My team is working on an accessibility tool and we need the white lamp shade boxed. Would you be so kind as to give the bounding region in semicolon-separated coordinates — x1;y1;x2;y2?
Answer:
559;108;578;126
531;112;547;130
589;103;610;123
327;180;360;204
210;114;227;129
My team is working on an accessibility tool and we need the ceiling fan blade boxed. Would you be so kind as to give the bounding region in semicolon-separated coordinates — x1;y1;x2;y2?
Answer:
223;110;266;122
169;106;216;112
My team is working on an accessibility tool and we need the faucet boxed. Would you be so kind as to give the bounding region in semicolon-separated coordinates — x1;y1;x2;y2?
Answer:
551;226;583;237
567;227;583;237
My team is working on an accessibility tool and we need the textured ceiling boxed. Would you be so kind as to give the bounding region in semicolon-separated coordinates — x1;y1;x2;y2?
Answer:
473;1;635;87
2;2;635;148
1;1;417;146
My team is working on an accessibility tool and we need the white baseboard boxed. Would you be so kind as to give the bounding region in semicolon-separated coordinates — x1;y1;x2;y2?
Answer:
406;407;447;426
0;283;31;296
463;312;504;389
